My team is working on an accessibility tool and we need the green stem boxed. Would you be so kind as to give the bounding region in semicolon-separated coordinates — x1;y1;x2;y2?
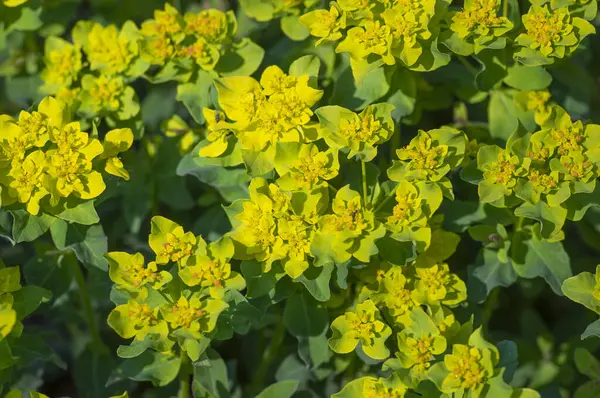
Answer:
515;217;525;231
390;123;401;165
178;351;192;398
70;260;103;351
374;188;396;215
503;0;508;17
457;55;477;75
158;289;174;304
248;317;286;396
328;183;338;195
361;160;368;204
482;287;500;333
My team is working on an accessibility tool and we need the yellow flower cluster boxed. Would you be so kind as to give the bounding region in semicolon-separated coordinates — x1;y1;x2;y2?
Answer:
140;4;236;70
477;102;600;235
107;216;244;359
0;97;133;215
219;65;322;148
40;4;249;123
41;21;143;120
299;0;595;75
302;0;440;74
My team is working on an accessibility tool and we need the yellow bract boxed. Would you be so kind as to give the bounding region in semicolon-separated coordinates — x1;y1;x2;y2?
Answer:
215;66;323;154
0;97;129;215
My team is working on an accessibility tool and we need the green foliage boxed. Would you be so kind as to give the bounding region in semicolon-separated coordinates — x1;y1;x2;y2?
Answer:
1;0;600;397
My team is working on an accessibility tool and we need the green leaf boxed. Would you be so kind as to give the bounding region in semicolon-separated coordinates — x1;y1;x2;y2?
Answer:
441;200;512;232
561;271;600;314
330;58;390;110
331;377;368;397
582;319;600;340
471;248;517;300
51;200;100;225
10;333;66;370
116;337;156;359
255;380;299;398
216;37;264;77
514;201;567;240
108;351;180;387
511;227;572;295
176;70;214;124
574;347;600;379
475;49;508;92
386;67;417;122
8;7;42;32
496;340;518;383
11;286;52;319
504;65;552;90
488;90;518;142
74;346;120;398
23;249;74;298
289;55;321;79
241;260;285;298
280;15;309;41
283;292;328;338
216;290;261;338
9;210;55;243
377;236;416;266
575;381;600;398
50;220;109;271
297;263;334;302
193;348;229;398
297;327;331;369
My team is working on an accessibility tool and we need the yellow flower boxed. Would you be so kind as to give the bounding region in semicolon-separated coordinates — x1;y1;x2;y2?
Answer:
387;182;425;229
235;199;285;268
413;263;467;306
81;74;125;113
443;344;493;391
141;4;185;39
451;0;512;40
215;76;265;125
2;0;28;6
278;144;339;190
515;5;595;63
142;37;175;64
1;151;48;215
318;103;395;161
514;90;553;125
278;219;313;278
374;267;419;325
300;5;346;45
44;148;105;203
336;20;394;65
162;295;227;335
0;120;35;168
184;9;235;42
17;110;50;148
100;128;134;180
85;23;138;75
177;37;220;70
382;7;432;66
328;299;392;359
108;299;168;341
41;38;83;91
55;87;81;106
198;109;233;158
363;377;407;398
106;252;172;292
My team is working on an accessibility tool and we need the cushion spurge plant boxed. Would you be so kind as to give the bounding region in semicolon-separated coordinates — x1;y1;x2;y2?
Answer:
1;0;600;397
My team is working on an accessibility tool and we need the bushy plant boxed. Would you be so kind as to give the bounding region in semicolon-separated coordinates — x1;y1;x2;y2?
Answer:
1;0;600;397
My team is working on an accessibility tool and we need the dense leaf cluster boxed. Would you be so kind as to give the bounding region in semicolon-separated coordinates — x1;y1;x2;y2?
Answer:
1;0;600;397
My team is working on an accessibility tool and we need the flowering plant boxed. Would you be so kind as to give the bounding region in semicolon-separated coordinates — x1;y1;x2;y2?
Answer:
1;0;600;397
